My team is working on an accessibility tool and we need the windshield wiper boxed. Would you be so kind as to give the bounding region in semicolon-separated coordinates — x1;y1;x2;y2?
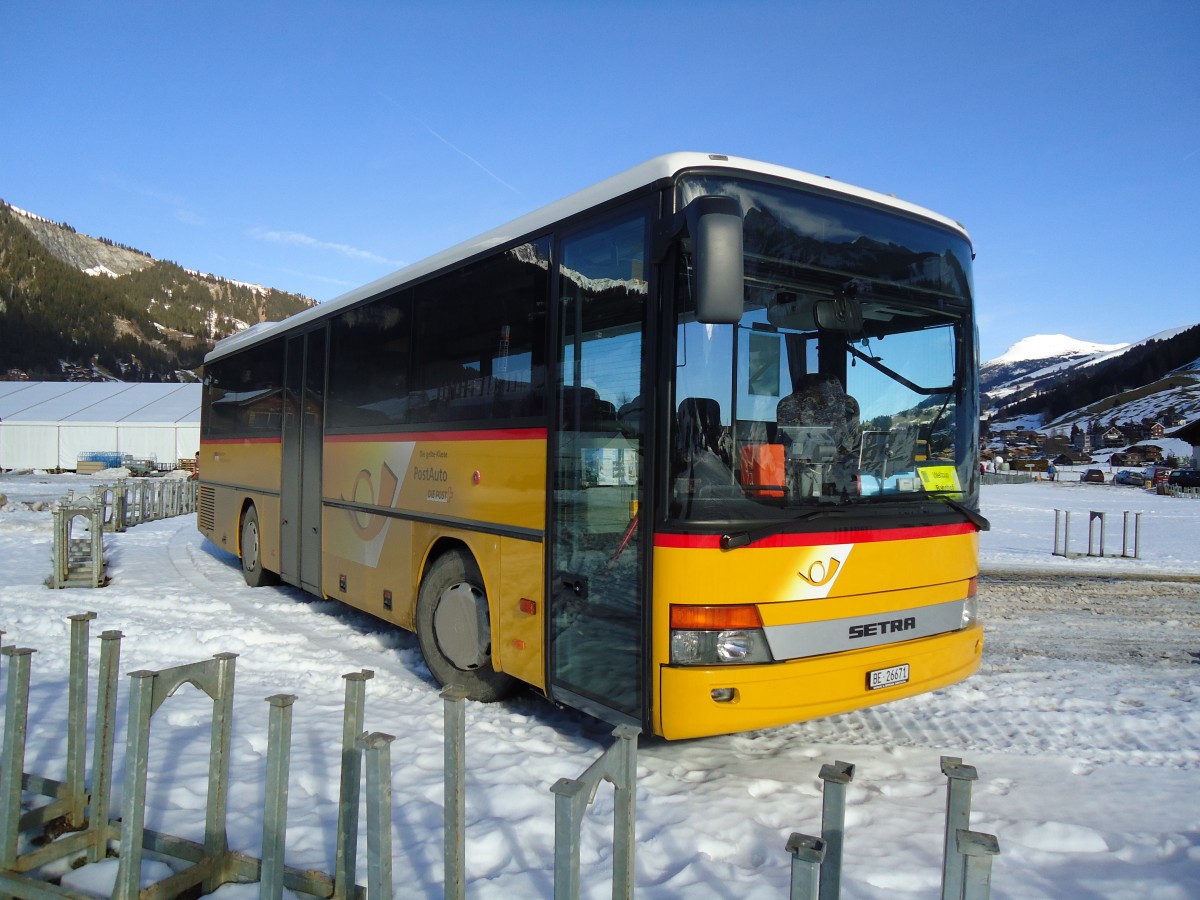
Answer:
842;490;991;531
720;507;853;550
720;493;990;550
930;493;991;531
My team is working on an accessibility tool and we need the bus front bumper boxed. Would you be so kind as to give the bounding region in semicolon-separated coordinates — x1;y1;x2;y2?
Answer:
657;623;983;740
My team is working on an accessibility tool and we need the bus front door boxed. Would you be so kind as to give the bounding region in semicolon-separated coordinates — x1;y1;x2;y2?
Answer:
549;212;649;724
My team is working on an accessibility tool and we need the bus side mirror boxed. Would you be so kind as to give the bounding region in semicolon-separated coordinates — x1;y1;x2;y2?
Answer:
685;196;743;324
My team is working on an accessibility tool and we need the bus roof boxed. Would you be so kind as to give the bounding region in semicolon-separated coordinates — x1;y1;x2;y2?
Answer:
206;152;970;363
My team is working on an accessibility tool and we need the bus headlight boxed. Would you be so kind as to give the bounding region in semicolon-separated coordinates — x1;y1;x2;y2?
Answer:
960;578;979;629
670;629;773;665
669;604;775;665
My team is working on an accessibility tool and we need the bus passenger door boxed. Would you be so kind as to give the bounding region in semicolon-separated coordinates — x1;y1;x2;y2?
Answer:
549;211;649;724
281;329;326;593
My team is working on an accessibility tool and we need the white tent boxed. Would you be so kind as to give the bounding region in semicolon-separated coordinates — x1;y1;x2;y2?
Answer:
0;382;200;471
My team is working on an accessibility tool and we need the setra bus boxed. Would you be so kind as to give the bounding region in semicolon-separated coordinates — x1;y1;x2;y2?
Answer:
198;153;986;739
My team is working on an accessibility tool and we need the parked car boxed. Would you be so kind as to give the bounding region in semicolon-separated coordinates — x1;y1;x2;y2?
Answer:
1080;469;1106;483
1114;470;1146;487
1168;469;1200;488
1145;464;1173;485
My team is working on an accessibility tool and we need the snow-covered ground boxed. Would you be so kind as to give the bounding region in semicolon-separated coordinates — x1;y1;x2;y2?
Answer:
1;472;1197;898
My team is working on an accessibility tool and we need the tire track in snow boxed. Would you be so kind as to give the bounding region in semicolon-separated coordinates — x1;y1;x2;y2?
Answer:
782;572;1200;766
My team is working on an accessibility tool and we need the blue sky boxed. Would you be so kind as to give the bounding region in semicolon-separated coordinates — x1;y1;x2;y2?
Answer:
2;1;1196;362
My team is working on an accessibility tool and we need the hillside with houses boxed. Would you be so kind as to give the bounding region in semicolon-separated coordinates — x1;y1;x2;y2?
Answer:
981;328;1200;475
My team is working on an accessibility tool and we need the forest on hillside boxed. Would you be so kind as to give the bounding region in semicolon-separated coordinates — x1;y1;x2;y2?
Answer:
0;205;311;380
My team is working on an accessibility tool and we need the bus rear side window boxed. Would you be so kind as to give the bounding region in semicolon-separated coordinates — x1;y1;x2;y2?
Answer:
203;339;284;439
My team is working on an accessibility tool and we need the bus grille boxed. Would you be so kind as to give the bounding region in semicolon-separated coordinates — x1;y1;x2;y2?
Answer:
198;485;215;532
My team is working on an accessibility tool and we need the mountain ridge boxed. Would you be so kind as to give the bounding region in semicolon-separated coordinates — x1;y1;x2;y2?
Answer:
0;199;315;381
983;323;1200;437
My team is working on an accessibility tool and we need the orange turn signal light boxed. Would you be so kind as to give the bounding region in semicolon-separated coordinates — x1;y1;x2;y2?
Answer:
670;604;763;630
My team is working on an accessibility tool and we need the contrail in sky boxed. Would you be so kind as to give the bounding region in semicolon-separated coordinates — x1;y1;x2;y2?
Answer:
377;90;522;196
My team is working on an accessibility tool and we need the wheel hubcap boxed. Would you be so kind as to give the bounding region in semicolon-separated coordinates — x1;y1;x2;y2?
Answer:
433;581;490;670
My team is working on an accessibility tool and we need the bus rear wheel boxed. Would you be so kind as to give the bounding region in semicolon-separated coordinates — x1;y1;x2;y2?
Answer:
416;550;518;702
240;505;278;588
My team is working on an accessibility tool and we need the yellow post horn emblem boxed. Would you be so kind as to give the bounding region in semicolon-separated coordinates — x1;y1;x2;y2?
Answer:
798;557;841;587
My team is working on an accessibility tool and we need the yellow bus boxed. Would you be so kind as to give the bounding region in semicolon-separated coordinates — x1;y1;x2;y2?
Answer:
198;153;985;739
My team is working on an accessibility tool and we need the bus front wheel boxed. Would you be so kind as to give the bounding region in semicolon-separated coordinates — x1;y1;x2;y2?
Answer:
240;505;278;588
416;550;518;702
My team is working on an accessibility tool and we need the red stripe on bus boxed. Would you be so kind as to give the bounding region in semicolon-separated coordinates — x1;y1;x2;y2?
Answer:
200;437;281;445
654;522;977;549
325;427;548;443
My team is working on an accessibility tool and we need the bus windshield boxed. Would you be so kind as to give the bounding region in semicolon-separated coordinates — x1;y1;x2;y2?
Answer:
670;174;979;528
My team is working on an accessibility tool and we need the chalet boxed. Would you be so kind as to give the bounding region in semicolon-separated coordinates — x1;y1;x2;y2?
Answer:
1101;427;1127;448
1170;418;1200;468
1052;450;1090;465
1126;444;1165;463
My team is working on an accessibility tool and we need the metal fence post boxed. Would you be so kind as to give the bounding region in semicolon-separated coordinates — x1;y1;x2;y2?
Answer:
441;686;467;900
115;668;157;900
551;723;640;900
0;647;35;871
203;652;238;892
611;723;639;898
552;777;587;900
66;612;97;828
260;694;296;900
940;756;978;900
360;731;395;900
1122;511;1142;558
817;760;854;900
957;829;1000;900
51;504;67;587
1087;510;1106;557
334;669;373;900
787;833;825;900
114;479;128;531
87;629;123;863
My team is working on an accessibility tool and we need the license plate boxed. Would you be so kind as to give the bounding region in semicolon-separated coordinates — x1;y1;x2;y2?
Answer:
867;663;910;690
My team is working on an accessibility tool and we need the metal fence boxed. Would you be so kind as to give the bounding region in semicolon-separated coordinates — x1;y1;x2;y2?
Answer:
783;758;999;900
980;471;1037;486
1052;509;1143;559
1;613;1000;899
49;478;198;589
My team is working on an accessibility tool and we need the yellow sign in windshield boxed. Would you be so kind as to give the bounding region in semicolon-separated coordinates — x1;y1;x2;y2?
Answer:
918;464;962;495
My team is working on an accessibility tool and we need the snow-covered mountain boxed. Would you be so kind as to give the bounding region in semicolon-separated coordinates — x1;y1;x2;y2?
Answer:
981;334;1128;402
982;325;1200;440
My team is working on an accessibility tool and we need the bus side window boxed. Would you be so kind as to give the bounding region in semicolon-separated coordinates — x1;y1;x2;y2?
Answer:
410;241;549;426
